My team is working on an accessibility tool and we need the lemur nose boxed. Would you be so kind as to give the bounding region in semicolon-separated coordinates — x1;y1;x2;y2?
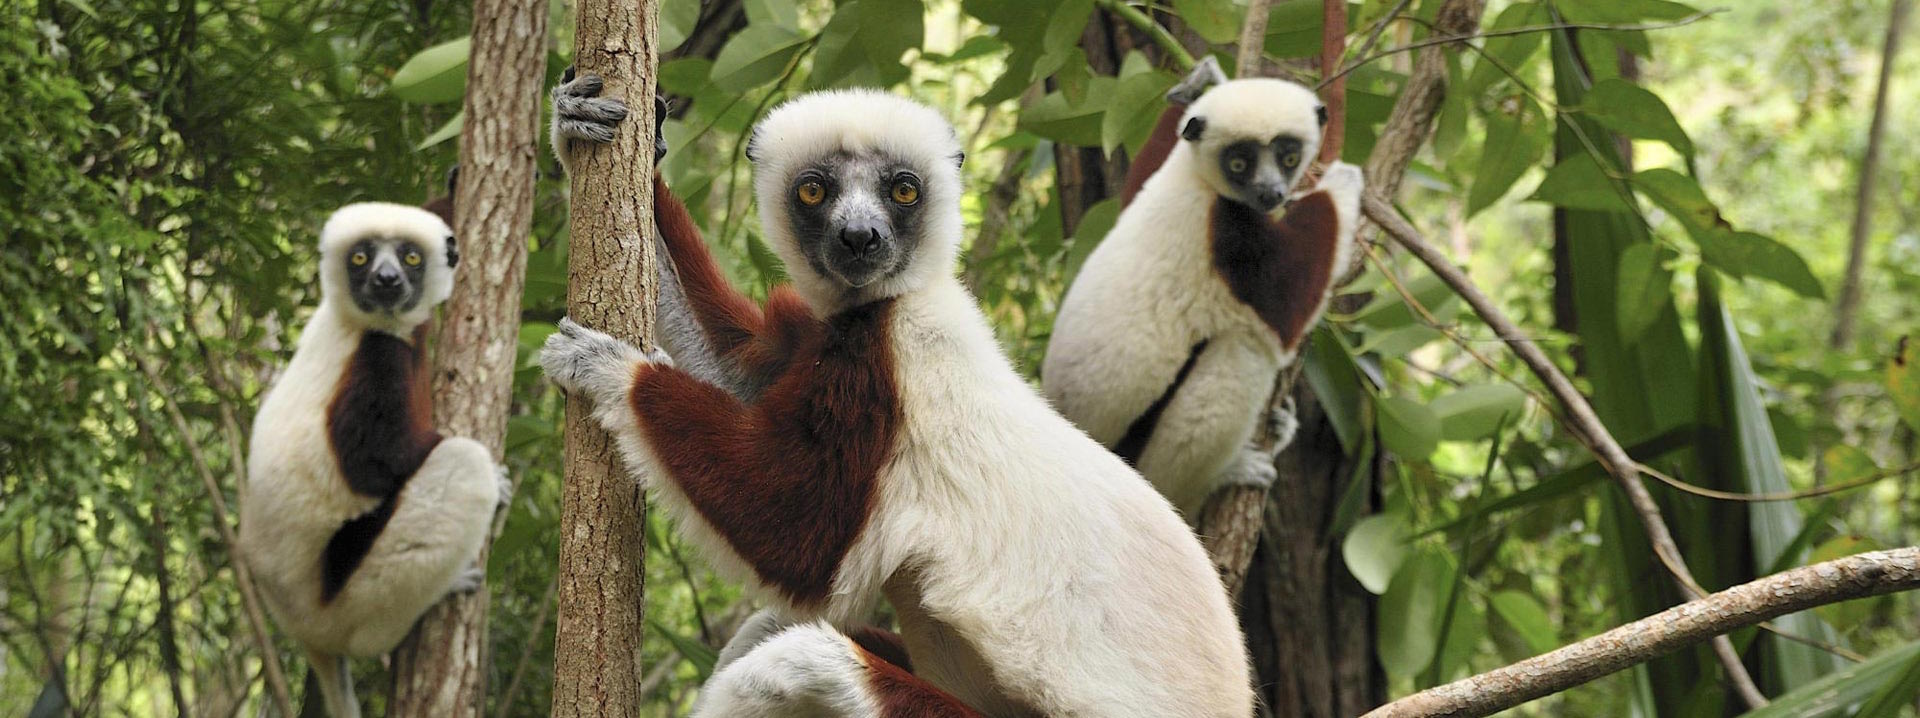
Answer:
1254;189;1285;212
840;225;886;257
372;266;403;287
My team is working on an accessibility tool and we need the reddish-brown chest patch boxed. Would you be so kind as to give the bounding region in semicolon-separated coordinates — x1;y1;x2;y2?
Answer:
1209;192;1341;350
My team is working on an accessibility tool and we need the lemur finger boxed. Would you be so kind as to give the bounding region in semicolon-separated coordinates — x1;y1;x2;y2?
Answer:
558;119;617;145
556;71;604;98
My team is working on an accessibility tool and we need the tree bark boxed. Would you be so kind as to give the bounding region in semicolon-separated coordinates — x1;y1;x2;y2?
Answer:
1830;0;1911;350
388;0;547;714
550;0;659;715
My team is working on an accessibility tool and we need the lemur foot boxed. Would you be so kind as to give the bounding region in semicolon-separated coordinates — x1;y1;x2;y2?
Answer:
493;465;513;511
1167;55;1227;106
449;565;486;595
539;318;671;406
552;71;629;146
1317;162;1365;207
1224;445;1279;489
1267;396;1300;457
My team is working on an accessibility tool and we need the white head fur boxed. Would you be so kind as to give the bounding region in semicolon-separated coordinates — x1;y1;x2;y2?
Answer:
749;90;966;313
318;202;458;334
1179;79;1326;210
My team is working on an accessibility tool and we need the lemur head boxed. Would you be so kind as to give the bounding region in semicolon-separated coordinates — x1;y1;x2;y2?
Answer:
747;90;966;311
1178;79;1328;213
318;202;459;332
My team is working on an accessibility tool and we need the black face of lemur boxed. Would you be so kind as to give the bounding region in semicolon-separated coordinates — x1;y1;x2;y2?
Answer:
344;238;432;314
1217;136;1307;213
784;153;927;289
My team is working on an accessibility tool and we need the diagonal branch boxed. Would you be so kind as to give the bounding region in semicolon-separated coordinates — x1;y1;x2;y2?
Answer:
1362;547;1920;718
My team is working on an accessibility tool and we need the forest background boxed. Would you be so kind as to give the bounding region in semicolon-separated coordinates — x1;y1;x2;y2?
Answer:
3;0;1919;715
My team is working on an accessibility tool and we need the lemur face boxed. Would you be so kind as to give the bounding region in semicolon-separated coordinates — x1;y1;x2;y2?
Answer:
783;152;928;289
1202;129;1309;213
1178;78;1328;213
318;203;459;329
342;236;437;314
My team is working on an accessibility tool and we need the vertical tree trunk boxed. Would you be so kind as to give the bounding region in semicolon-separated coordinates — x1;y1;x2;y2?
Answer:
551;0;659;715
387;0;547;713
1830;0;1910;350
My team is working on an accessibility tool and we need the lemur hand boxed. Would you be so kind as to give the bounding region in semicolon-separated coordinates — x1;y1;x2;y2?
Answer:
539;318;673;407
551;68;670;165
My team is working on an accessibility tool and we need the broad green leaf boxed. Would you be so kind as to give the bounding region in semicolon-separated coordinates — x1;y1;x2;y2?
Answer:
1342;513;1409;594
658;0;702;54
1430;384;1526;441
416;110;463;150
1350;269;1459;330
1378;547;1455;678
1739;641;1920;718
1467;95;1549;216
1580;80;1694;156
1489;591;1556;656
1175;0;1243;43
1633;169;1723;238
1377;395;1439;459
1889;336;1920;433
1530;154;1633;212
659;58;714;96
1614;243;1673;343
1465;3;1550;97
390;37;470;104
1304;326;1366;452
1434;590;1486;683
811;0;923;89
1424;426;1694;536
1101;66;1173;155
1263;1;1329;59
1823;444;1879;485
1696;230;1826;299
648;619;720;679
710;24;810;92
1555;0;1698;23
1017;83;1111;148
744;0;800;29
1355;324;1444;358
1853;647;1920;718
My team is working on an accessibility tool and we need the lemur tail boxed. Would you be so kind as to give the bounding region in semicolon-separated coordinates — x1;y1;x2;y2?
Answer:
305;649;360;718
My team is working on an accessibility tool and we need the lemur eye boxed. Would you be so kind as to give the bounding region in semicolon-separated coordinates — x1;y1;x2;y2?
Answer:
403;251;423;266
797;181;826;206
1280;152;1301;169
1227;157;1249;174
891;181;919;205
350;251;369;266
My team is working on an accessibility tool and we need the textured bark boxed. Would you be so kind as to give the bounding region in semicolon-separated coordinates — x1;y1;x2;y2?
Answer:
388;0;547;714
550;0;659;715
1363;547;1920;718
1831;0;1911;350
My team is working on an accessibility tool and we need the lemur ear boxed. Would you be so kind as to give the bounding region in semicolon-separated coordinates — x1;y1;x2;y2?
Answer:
1316;105;1329;127
745;128;763;164
1181;116;1207;142
443;164;461;197
445;235;460;268
953;151;966;168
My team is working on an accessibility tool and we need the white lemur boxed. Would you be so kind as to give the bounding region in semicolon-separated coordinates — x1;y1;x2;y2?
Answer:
1042;60;1364;518
541;83;1251;717
240;202;507;718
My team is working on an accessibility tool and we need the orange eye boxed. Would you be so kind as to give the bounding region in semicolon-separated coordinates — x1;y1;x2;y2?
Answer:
350;251;369;266
891;182;919;205
403;251;422;266
797;181;826;205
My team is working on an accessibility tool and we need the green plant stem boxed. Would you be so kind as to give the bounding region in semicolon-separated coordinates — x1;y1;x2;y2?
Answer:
1093;0;1196;69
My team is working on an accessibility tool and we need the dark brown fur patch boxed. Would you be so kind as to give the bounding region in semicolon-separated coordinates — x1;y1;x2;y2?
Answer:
655;176;804;381
848;625;914;674
853;638;983;717
322;323;442;602
628;300;901;607
1210;191;1342;350
1113;340;1209;465
1122;106;1187;207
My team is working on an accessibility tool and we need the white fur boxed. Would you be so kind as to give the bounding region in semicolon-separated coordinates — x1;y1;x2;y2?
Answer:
542;93;1251;716
1043;79;1363;517
696;623;885;718
240;203;497;718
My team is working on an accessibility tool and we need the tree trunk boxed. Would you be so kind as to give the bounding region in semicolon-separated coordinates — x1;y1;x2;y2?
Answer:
550;0;659;714
1830;0;1910;350
388;0;547;714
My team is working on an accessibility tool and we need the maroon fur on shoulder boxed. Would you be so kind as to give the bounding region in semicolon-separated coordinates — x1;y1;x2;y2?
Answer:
1209;191;1342;350
1122;106;1187;207
853;638;983;717
628;300;902;606
654;176;805;380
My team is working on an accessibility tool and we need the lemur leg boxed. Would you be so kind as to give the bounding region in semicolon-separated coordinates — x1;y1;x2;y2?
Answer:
1134;341;1275;516
694;623;979;718
333;436;499;656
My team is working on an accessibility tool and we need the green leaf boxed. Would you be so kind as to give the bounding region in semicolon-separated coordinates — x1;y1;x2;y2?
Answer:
1263;1;1329;59
1434;590;1486;683
1017;83;1111;147
1633;168;1724;238
1739;641;1920;718
1696;230;1826;299
1378;547;1455;679
659;58;715;96
1555;0;1698;23
415;110;463;150
1530;154;1633;212
658;0;702;54
1304;326;1366;452
1342;513;1409;594
1377;395;1439;459
1890;336;1920;434
1350;269;1459;330
1355;324;1444;358
390;37;470;104
648;619;720;680
1465;2;1550;97
1174;0;1243;43
1853;642;1920;718
1062;198;1121;284
1467;95;1549;216
710;24;810;93
1100;60;1173;154
1489;591;1556;656
811;0;923;89
1823;444;1880;485
1579;80;1694;156
1430;384;1526;442
1614;243;1673;343
744;0;800;29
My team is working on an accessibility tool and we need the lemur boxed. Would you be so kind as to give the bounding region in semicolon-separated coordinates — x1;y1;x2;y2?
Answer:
240;202;507;718
1042;58;1365;518
541;81;1251;717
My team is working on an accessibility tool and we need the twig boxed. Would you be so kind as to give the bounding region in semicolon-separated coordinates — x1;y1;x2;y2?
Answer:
1363;194;1768;705
1320;10;1723;89
1234;0;1273;77
1361;547;1920;718
1093;0;1197;69
1638;460;1920;503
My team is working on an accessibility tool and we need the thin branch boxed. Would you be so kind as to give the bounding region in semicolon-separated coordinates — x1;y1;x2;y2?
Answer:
1362;547;1920;718
1830;0;1910;350
1093;0;1197;69
1637;459;1920;503
1320;10;1723;89
1234;0;1273;77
